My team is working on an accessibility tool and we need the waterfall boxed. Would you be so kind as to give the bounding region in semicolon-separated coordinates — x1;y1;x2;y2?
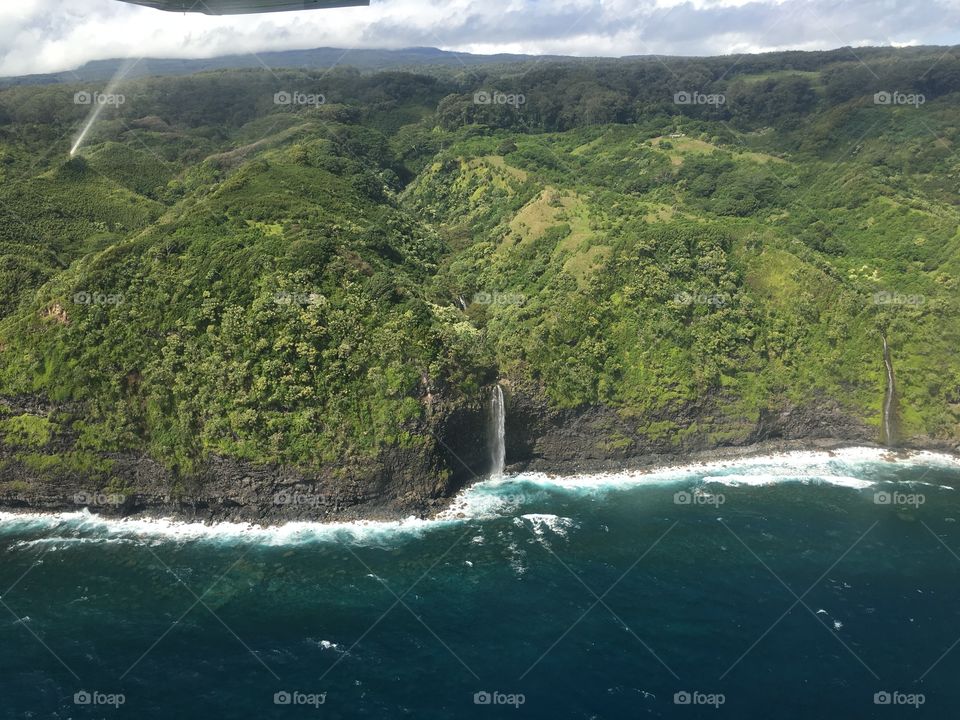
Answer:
489;385;506;478
881;335;897;446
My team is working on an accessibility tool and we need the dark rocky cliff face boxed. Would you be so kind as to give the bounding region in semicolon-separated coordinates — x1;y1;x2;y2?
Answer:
502;377;882;472
0;390;494;523
0;386;956;524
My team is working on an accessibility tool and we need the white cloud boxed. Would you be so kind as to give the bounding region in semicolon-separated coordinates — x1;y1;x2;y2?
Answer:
0;0;957;77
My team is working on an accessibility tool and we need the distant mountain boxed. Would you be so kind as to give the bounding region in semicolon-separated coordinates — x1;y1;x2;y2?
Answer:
5;42;951;89
0;46;584;86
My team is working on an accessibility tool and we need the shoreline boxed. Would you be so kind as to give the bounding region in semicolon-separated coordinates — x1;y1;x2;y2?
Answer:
0;439;957;531
505;437;960;479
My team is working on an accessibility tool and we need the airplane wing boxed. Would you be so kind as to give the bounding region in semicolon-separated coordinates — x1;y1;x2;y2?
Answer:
115;0;369;14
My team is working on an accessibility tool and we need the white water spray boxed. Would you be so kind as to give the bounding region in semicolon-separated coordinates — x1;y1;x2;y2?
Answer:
70;101;110;157
69;60;139;157
489;385;506;478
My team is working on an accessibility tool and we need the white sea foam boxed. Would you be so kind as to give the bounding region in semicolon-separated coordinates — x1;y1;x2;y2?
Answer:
504;539;527;576
615;448;944;479
907;481;956;490
0;509;450;547
11;536;138;550
520;514;577;536
518;514;578;547
476;447;959;494
702;474;876;489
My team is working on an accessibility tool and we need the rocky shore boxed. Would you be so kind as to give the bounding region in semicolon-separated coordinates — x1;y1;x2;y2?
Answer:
0;384;956;525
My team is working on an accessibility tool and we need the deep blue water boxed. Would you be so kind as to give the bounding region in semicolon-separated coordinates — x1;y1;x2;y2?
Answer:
2;449;960;719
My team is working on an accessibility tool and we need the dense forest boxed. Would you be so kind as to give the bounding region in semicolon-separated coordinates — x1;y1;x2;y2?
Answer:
0;45;958;511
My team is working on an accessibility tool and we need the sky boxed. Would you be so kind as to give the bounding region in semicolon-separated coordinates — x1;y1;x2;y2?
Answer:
0;0;958;77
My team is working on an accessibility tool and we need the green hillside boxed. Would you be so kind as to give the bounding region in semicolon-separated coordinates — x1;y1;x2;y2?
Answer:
0;48;958;504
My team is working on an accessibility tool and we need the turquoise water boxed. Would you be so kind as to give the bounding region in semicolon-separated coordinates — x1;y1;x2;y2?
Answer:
2;449;959;718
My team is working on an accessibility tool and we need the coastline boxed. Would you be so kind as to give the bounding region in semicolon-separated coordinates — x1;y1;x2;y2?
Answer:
506;436;960;478
0;438;957;531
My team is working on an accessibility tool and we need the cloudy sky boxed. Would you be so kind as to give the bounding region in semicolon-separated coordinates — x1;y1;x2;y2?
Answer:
1;0;958;77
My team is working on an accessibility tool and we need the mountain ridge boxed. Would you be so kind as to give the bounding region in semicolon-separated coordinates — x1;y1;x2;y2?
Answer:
1;46;575;86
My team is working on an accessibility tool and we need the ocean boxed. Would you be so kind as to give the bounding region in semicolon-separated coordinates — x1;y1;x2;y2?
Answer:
2;447;959;718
